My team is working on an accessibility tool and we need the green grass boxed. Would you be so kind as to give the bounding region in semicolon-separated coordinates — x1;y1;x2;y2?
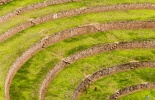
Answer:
9;28;155;100
1;0;155;100
119;90;155;100
1;0;155;17
2;9;155;79
0;9;153;100
1;0;155;35
45;50;155;100
79;68;155;100
0;0;44;16
0;2;85;35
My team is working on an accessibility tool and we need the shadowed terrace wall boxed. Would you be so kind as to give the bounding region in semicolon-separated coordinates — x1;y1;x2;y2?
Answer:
40;42;155;100
73;62;155;100
1;3;155;42
0;0;79;23
0;0;12;5
5;21;155;100
110;82;155;100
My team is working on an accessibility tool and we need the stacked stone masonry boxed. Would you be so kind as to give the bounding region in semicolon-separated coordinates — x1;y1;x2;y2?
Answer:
41;41;155;100
110;82;155;100
0;0;12;5
0;0;79;23
1;3;155;42
72;62;155;100
5;21;155;100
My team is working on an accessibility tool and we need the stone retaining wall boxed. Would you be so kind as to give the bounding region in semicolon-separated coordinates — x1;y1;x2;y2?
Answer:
1;3;155;42
110;82;155;100
5;21;155;100
0;0;78;23
72;62;155;100
0;0;12;5
41;41;155;100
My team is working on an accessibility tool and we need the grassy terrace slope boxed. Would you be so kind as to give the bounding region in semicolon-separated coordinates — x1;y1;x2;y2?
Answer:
2;10;155;99
1;0;155;100
110;82;155;99
0;0;44;16
3;0;152;35
79;68;155;100
45;50;155;100
119;89;155;100
2;2;155;42
1;0;155;20
73;62;155;99
11;32;155;100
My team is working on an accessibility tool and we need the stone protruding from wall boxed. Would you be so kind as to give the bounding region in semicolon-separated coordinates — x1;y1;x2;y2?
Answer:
110;82;155;100
40;40;155;100
5;21;155;100
0;0;79;23
72;62;155;100
0;0;12;5
1;3;155;42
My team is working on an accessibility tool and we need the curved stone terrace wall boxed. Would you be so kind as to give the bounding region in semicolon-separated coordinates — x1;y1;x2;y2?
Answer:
73;62;155;100
0;0;12;5
110;82;155;100
0;0;79;23
41;41;155;100
5;20;155;100
1;3;155;42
